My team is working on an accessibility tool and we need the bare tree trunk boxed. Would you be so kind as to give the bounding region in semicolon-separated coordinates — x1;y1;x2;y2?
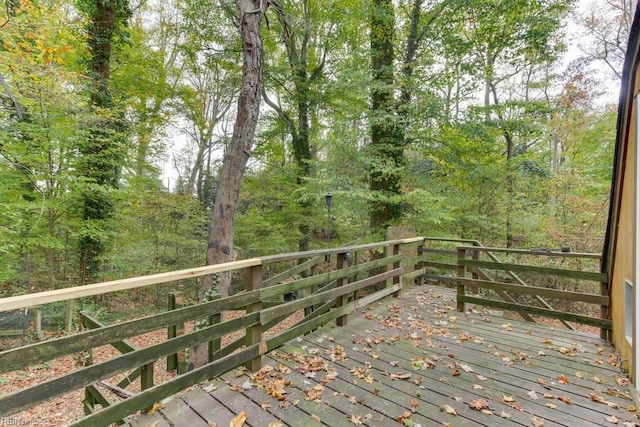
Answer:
203;0;265;298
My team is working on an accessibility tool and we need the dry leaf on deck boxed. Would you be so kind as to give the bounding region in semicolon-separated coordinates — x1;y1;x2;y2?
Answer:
441;404;457;416
230;411;247;427
147;403;165;415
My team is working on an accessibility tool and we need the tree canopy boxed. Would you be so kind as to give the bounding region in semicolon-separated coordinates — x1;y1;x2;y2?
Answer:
0;0;623;296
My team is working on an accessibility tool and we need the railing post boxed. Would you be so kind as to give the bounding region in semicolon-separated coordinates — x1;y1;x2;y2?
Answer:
601;280;610;340
208;294;222;364
167;292;186;373
457;248;466;312
336;252;348;327
33;306;42;341
246;264;263;371
417;244;425;285
471;246;480;294
65;300;74;334
391;243;401;297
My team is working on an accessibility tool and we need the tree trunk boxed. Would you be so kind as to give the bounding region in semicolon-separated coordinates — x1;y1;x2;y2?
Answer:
369;0;403;229
204;0;265;298
78;0;129;284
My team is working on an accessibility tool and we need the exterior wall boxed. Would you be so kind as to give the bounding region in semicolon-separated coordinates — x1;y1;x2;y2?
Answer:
611;68;640;381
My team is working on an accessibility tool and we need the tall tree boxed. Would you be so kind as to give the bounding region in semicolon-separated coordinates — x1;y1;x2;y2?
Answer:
205;0;267;297
369;0;404;229
76;0;131;284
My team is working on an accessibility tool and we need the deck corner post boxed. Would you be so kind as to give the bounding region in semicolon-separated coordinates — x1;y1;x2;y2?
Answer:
600;280;611;340
167;292;186;373
246;264;263;371
336;252;348;327
457;248;466;312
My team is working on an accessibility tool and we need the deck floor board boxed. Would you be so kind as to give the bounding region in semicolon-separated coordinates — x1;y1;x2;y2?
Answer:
129;285;636;427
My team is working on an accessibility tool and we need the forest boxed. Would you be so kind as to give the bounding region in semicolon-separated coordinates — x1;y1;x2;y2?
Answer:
0;0;629;297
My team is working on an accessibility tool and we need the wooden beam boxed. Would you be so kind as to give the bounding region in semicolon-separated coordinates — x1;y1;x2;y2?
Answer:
0;258;262;312
459;259;607;282
457;295;613;329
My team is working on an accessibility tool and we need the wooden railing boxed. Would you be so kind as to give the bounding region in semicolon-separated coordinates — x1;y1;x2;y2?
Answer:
0;238;424;426
416;238;610;335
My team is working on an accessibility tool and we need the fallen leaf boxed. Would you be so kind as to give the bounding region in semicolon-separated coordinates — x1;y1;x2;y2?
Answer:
349;415;363;425
546;403;557;409
557;396;571;404
268;422;283;427
473;384;484;390
541;339;553;344
500;411;511;419
261;402;271;410
311;414;321;422
460;364;474;373
527;390;539;400
575;371;585;379
147;403;165;415
469;398;491;411
230;411;247;427
481;409;493;415
532;416;545;427
616;376;631;386
452;369;461;377
557;375;570;384
503;394;514;403
605;415;619;424
476;375;488;381
512;403;523;412
441;404;457;416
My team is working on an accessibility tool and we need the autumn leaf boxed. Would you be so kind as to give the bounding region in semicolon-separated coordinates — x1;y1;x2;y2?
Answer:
527;390;539;400
349;415;363;425
261;402;271;410
557;374;570;384
473;384;484;390
615;376;631;386
541;339;553;345
441;404;457;416
147;402;165;415
311;414;321;422
469;398;491;411
503;394;515;403
546;403;557;409
532;416;545;427
230;411;247;427
557;396;571;404
460;364;474;373
268;422;283;427
500;411;511;419
605;415;619;424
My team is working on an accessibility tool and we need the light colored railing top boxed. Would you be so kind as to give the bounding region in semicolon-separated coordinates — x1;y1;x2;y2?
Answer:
0;259;261;312
0;237;424;313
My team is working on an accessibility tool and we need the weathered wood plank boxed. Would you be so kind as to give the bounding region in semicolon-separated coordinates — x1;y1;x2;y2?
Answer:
260;268;403;323
263;256;323;288
0;290;259;374
0;258;262;312
457;295;612;329
456;245;602;259
459;259;607;282
1;313;260;417
260;237;424;264
455;277;609;305
260;254;403;300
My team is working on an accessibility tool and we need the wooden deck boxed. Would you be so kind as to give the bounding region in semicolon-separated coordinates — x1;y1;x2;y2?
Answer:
127;285;638;427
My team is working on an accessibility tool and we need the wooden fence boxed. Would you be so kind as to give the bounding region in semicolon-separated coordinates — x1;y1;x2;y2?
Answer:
0;238;424;426
417;238;610;337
